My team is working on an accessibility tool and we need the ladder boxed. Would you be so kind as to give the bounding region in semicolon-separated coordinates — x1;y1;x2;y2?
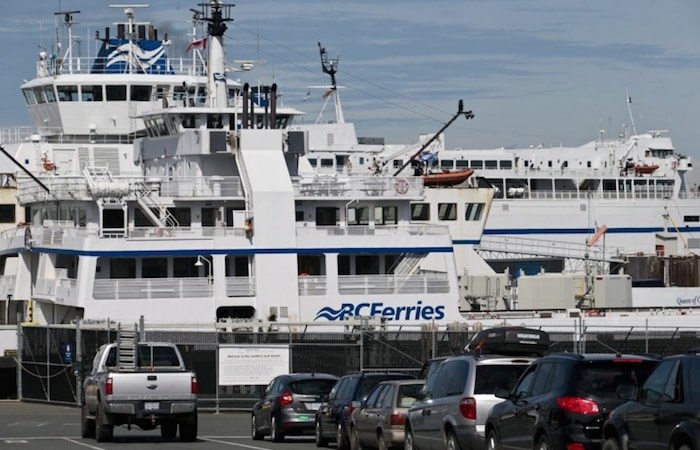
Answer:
116;323;139;371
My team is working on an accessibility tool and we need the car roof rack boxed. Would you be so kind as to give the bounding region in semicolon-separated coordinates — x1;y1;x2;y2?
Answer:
465;327;551;357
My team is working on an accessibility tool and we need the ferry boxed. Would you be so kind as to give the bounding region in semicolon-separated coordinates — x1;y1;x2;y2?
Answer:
0;2;494;327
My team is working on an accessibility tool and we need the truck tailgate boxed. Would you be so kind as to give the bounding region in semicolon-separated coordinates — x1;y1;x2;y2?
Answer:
110;371;194;401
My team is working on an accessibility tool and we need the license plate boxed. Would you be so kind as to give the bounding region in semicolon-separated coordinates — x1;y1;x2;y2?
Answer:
306;402;321;410
144;402;160;411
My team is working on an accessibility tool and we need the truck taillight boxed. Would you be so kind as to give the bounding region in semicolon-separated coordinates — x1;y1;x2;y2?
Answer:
459;397;476;420
191;376;199;394
105;377;113;395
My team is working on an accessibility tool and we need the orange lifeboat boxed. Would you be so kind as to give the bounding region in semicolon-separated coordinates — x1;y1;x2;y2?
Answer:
633;164;658;175
422;168;474;187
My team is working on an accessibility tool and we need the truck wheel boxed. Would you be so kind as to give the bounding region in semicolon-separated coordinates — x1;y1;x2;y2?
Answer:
80;403;95;438
94;405;113;442
179;412;198;442
161;421;177;440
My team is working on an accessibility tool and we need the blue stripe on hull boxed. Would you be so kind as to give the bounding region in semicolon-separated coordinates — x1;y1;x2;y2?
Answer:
29;246;454;257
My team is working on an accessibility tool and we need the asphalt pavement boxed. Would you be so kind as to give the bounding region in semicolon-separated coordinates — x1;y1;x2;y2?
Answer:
0;401;323;449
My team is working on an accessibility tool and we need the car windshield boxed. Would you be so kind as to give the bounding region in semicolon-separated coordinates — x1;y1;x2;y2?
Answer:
288;379;337;395
474;365;529;394
575;360;657;399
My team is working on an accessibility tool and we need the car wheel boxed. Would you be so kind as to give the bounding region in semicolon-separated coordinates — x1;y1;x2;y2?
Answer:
536;434;551;450
271;415;285;442
350;426;364;450
161;421;177;440
602;437;621;450
377;431;388;450
337;422;350;450
446;430;462;450
315;419;329;447
487;430;501;450
80;403;95;439
251;414;263;441
405;427;418;450
94;404;113;443
678;445;692;450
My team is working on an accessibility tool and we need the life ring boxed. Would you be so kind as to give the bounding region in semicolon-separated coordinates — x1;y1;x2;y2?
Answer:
394;178;409;195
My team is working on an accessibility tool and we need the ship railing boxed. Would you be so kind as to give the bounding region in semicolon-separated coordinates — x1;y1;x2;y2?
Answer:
0;127;35;145
527;189;675;201
477;235;626;263
296;224;449;237
16;175;243;204
225;277;256;297
36;56;208;78
298;274;450;296
294;175;423;198
337;273;450;295
93;277;214;300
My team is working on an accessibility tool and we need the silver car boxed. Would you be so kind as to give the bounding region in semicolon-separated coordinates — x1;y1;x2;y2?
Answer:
405;355;535;450
349;379;424;450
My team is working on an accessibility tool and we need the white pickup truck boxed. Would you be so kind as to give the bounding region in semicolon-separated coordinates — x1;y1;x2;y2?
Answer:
81;342;198;442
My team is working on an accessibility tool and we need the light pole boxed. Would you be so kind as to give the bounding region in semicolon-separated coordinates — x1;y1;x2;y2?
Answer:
194;255;212;285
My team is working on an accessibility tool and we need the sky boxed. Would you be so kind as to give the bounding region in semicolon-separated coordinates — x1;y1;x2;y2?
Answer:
1;1;699;170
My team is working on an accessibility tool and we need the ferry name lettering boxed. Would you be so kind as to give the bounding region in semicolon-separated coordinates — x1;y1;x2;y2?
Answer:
676;296;700;306
315;300;445;321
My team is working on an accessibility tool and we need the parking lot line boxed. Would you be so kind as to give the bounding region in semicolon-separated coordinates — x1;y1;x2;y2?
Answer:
200;437;272;449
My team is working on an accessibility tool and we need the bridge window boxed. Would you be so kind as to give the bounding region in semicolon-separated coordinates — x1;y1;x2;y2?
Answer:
440;160;454;169
438;203;457;221
471;160;483;169
485;160;498;169
22;89;37;105
142;258;167;278
375;206;398;225
411;203;430;221
500;160;513;169
456;160;469;168
33;87;46;104
348;206;369;226
56;85;79;101
465;203;484;221
315;207;339;226
0;205;15;223
106;85;127;101
82;85;103;102
43;86;56;102
131;85;152;101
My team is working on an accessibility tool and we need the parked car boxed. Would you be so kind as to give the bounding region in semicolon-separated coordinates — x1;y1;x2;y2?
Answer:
315;371;415;450
349;379;424;450
485;353;659;450
251;372;338;442
405;326;551;450
602;352;700;450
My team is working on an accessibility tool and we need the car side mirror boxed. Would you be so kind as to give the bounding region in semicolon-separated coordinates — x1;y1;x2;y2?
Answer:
617;384;638;401
494;387;510;399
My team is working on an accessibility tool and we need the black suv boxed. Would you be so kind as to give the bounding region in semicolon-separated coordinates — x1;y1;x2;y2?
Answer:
602;352;700;450
485;353;659;450
315;371;414;449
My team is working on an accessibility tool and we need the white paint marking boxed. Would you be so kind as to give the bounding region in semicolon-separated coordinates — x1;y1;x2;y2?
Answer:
62;437;108;449
200;437;273;449
4;440;28;444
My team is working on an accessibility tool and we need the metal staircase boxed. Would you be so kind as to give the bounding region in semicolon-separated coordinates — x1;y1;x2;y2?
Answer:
134;181;179;228
116;323;139;371
391;253;427;277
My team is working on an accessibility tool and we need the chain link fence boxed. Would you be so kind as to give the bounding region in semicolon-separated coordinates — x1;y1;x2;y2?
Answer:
14;320;700;410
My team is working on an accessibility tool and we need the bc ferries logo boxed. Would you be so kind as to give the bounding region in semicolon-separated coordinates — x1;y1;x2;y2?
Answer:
314;301;445;322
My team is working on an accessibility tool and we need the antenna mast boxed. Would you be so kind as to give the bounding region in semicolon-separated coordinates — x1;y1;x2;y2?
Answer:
626;92;637;136
317;42;344;124
53;10;80;74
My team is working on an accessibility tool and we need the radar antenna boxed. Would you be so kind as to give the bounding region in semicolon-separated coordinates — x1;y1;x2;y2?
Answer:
318;42;339;90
